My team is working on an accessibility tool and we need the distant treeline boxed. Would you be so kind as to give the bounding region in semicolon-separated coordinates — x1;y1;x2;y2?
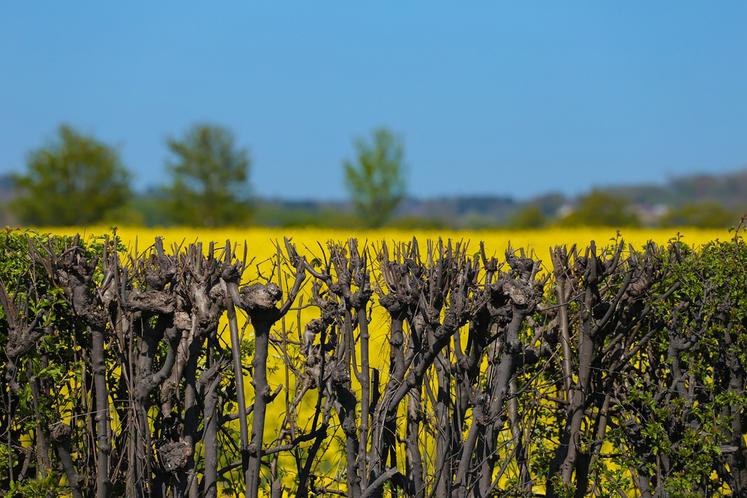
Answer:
1;124;407;228
1;123;745;228
1;227;746;497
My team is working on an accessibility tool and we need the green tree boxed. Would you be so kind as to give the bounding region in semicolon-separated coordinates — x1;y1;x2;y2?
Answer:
343;128;406;228
560;190;640;227
659;202;735;228
11;124;131;225
505;203;547;228
165;124;252;226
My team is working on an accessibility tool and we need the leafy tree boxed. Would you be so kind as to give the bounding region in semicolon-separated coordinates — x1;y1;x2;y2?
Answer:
164;123;252;226
559;190;640;227
390;215;447;230
659;201;735;228
505;203;547;228
343;128;406;227
11;124;131;225
253;204;359;228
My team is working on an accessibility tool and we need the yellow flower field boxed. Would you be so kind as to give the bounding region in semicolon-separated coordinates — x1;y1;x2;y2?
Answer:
43;226;728;261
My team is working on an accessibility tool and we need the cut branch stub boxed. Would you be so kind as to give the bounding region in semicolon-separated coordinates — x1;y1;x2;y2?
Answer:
239;282;283;321
125;289;175;314
2;289;47;370
158;440;193;472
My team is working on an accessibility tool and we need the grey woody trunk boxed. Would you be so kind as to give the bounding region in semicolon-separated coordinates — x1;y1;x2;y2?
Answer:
91;325;111;498
246;315;271;497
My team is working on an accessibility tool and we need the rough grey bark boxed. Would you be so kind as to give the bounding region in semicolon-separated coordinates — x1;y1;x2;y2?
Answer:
90;323;111;498
200;360;223;498
223;277;250;489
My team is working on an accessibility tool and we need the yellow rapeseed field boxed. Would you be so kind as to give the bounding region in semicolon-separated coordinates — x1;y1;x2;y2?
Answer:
43;226;728;261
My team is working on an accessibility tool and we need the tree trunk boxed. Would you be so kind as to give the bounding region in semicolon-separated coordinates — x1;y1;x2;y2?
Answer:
91;325;111;498
247;317;272;498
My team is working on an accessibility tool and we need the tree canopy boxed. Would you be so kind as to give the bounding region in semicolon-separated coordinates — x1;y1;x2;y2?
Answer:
660;201;735;228
343;128;406;227
164;123;252;226
560;190;640;227
11;124;131;225
505;203;547;228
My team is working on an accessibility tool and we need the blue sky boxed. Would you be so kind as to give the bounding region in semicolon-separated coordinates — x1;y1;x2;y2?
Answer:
1;2;745;200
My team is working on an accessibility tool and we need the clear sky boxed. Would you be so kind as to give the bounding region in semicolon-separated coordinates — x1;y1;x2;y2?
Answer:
1;2;745;200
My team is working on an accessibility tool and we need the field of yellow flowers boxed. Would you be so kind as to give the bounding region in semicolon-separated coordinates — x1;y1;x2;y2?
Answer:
45;225;727;260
